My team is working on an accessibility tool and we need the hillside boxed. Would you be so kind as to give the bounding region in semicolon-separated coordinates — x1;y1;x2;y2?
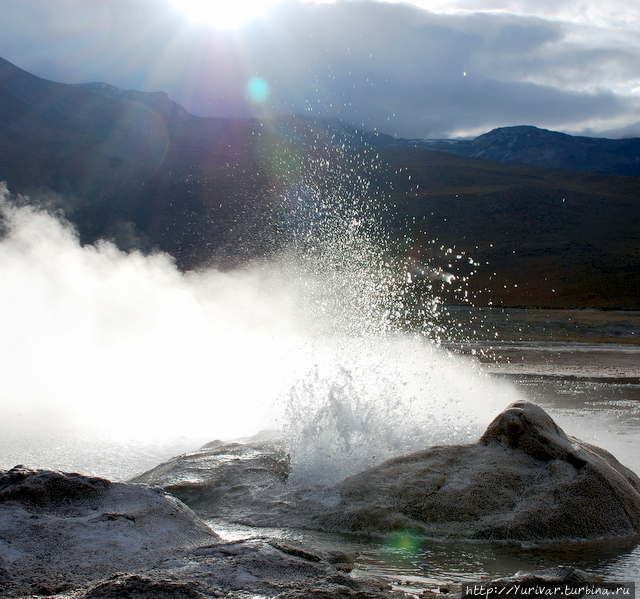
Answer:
377;149;640;308
0;56;638;308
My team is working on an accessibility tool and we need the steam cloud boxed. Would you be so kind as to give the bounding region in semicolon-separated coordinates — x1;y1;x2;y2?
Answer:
0;184;305;438
0;184;523;480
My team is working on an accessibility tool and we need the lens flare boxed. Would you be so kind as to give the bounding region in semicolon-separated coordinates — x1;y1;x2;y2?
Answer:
246;77;270;103
384;531;423;557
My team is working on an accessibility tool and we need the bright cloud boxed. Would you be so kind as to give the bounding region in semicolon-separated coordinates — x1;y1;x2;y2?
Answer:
0;0;639;138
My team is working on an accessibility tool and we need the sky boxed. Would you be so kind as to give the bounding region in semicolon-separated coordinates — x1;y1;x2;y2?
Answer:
2;0;640;139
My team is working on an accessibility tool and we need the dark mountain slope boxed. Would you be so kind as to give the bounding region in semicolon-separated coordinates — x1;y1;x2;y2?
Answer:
0;57;365;267
377;148;640;308
0;57;638;308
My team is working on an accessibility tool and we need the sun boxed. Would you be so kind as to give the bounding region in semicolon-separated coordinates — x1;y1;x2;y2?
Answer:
170;0;281;30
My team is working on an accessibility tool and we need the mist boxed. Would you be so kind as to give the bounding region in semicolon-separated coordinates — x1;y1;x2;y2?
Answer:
0;185;305;438
0;183;524;480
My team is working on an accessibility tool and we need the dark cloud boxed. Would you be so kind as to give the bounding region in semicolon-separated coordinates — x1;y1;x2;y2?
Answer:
0;0;639;138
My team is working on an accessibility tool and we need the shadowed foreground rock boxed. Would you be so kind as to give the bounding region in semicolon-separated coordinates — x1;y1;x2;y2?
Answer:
319;401;640;541
0;466;398;598
0;466;216;596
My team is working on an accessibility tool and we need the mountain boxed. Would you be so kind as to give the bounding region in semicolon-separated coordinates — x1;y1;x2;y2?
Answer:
384;126;640;176
0;56;371;268
0;56;638;309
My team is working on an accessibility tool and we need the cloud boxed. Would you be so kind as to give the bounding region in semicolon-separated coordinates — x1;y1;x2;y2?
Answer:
411;0;640;30
241;1;640;136
0;0;639;137
592;120;640;139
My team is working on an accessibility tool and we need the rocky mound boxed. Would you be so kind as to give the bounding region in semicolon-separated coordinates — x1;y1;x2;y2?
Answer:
0;466;395;598
74;538;390;599
129;438;291;518
318;401;640;541
0;466;216;596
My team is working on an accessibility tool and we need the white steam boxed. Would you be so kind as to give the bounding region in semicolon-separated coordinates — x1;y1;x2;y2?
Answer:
0;186;305;441
0;184;524;480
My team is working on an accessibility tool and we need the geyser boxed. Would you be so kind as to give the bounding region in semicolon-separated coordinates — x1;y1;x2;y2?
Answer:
0;182;525;481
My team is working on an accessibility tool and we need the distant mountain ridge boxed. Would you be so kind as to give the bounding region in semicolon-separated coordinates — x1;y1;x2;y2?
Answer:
0;56;638;308
3;55;639;176
59;66;640;177
78;81;190;118
383;126;640;176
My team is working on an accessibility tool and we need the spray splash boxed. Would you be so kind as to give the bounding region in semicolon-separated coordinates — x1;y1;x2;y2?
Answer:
0;176;524;481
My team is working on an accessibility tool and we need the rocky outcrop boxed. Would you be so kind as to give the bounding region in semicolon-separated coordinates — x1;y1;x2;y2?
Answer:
129;402;640;542
319;401;640;541
0;466;389;598
0;466;216;596
74;538;391;599
129;438;291;518
3;401;639;597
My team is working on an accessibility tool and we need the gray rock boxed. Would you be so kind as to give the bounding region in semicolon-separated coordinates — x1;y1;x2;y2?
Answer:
319;401;640;541
81;574;207;599
130;438;291;519
0;465;217;595
0;466;396;598
75;538;397;599
129;437;348;531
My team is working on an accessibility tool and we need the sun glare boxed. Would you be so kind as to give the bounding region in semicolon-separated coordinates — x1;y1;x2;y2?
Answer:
170;0;281;29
